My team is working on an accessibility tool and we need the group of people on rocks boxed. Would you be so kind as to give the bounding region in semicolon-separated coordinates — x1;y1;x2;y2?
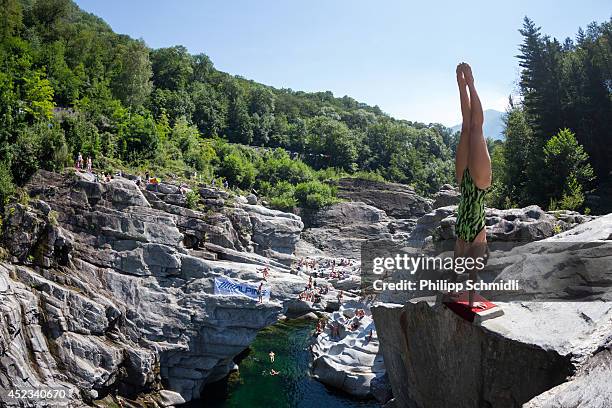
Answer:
210;177;230;190
75;153;123;184
298;274;330;304
75;154;226;199
315;308;375;344
293;256;360;305
75;152;93;172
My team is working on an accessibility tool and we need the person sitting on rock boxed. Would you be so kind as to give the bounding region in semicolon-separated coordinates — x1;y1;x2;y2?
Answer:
270;369;280;376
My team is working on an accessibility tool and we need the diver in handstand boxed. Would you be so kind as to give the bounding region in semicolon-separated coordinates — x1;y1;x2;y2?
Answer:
454;62;492;308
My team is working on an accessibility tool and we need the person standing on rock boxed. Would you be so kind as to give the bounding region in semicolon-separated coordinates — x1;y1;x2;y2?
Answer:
269;351;275;363
76;152;83;169
454;63;492;308
258;282;264;303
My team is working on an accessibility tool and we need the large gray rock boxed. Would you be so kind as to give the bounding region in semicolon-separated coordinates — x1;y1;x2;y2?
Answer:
301;201;392;258
372;300;611;408
335;178;433;219
372;214;612;408
432;184;460;208
524;348;612;408
241;204;303;265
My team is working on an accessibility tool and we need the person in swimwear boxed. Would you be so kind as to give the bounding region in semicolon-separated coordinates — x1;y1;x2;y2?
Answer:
454;63;491;307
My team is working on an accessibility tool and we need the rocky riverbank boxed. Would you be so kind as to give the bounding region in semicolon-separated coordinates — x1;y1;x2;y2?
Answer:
0;169;339;407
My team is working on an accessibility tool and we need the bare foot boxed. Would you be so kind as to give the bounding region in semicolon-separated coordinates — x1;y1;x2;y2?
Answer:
462;63;474;86
456;63;466;86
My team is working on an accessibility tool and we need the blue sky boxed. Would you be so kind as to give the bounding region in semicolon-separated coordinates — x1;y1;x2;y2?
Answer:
75;0;610;126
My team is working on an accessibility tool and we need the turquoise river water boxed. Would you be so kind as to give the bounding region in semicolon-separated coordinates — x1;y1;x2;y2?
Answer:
185;319;380;408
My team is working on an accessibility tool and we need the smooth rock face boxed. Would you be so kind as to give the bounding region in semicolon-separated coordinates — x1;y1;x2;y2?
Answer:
241;204;304;265
524;348;612;408
0;170;309;406
372;214;612;408
301;201;392;258
372;301;605;408
335;178;433;219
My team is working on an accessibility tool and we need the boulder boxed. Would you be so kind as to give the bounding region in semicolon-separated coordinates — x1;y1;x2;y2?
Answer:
432;184;460;208
372;300;611;408
524;348;612;408
241;204;303;264
157;389;186;407
199;187;230;200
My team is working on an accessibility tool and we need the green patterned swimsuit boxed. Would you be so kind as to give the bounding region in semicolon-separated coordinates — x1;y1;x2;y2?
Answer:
456;168;487;242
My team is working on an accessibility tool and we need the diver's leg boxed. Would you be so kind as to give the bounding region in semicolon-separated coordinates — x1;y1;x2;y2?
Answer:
455;63;471;183
463;64;492;190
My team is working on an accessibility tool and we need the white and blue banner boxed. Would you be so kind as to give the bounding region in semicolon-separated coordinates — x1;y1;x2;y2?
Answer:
214;277;270;301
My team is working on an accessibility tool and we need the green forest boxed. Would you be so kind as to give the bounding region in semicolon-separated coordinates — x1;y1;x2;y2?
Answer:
489;17;612;213
0;0;610;213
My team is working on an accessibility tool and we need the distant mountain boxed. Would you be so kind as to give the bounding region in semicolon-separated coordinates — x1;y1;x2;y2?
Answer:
451;109;505;140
